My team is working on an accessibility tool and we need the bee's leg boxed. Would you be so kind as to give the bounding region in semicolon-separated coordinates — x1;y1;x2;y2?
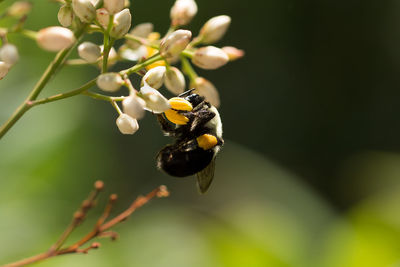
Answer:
156;114;176;136
190;110;216;132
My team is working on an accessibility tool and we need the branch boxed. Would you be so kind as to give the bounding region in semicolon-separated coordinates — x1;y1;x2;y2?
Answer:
1;181;169;267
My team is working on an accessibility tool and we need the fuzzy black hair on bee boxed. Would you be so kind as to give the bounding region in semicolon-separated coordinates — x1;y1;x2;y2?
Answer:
156;89;223;193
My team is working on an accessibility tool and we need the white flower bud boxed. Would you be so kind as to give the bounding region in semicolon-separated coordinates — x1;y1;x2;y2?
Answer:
104;0;124;14
119;45;147;61
0;61;9;80
165;67;185;95
221;46;245;61
72;0;96;23
140;85;171;113
159;30;191;59
97;72;124;92
78;42;101;63
191;77;220;107
110;9;131;39
170;0;197;26
199;15;231;44
37;26;76;52
116;114;139;134
126;22;153;49
58;5;74;27
122;94;146;119
8;1;32;17
142;66;166;89
96;8;110;28
0;44;19;66
192;46;229;70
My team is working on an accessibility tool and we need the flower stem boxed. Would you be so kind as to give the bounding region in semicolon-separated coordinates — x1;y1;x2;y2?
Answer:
180;56;197;82
120;53;162;76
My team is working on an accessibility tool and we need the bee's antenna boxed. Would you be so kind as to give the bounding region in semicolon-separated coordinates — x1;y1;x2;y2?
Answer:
178;88;195;97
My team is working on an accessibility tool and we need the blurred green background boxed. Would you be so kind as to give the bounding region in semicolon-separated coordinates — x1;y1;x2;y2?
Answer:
2;0;400;266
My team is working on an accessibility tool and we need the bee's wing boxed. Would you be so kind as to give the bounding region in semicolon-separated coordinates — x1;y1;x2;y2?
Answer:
196;158;215;194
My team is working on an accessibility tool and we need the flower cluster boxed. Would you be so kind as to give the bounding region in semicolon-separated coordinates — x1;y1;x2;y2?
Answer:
0;0;243;136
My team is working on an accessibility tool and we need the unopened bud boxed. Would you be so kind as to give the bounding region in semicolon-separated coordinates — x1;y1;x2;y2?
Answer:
165;67;185;95
126;22;153;49
0;44;19;66
78;42;101;63
0;61;9;80
142;66;166;89
96;8;110;28
122;94;146;119
116;114;139;134
110;9;131;39
170;0;197;26
191;77;220;107
37;26;76;52
58;5;74;27
140;85;171;113
8;1;32;17
97;72;124;92
221;46;245;61
104;0;124;14
192;46;229;70
159;30;191;59
72;0;96;23
199;15;231;44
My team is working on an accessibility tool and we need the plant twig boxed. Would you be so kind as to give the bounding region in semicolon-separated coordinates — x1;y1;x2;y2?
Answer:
1;181;169;267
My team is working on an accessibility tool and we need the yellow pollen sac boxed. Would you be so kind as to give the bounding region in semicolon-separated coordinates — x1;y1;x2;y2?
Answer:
197;134;218;150
164;109;189;125
168;97;193;111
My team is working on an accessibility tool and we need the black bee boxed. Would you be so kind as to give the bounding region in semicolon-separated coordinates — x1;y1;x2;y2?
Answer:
156;89;223;193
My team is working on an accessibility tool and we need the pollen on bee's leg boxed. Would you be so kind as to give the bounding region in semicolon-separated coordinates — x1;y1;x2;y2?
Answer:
168;97;193;111
196;134;218;150
164;109;189;125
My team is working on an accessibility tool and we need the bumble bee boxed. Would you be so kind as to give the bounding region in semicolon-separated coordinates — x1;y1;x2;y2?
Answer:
156;89;223;193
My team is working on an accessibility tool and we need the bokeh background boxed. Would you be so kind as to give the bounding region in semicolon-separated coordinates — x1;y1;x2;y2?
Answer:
2;0;400;266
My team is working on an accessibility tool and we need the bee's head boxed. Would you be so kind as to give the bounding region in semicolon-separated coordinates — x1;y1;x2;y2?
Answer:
178;89;205;108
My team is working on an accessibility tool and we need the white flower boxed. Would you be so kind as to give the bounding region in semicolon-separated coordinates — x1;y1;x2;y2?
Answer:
165;67;186;95
104;0;124;14
122;94;146;119
140;85;171;113
192;46;229;70
199;15;231;44
126;22;153;49
78;42;101;63
97;73;124;92
0;44;19;66
58;5;74;27
221;46;245;61
0;61;9;80
96;8;110;28
118;45;147;61
191;77;220;107
72;0;96;23
116;114;139;134
142;66;166;89
170;0;197;26
37;26;76;52
159;30;191;59
110;9;131;39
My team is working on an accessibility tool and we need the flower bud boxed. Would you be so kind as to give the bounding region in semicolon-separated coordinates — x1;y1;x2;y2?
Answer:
0;61;9;80
126;22;153;49
72;0;96;23
159;30;191;59
170;0;197;26
58;5;74;27
116;114;139;134
110;9;131;39
122;94;146;119
7;1;32;17
221;46;245;61
142;66;166;89
0;44;19;66
140;85;171;113
78;42;101;63
97;72;124;92
119;44;147;61
104;0;124;14
96;8;110;28
165;67;185;95
191;77;220;107
37;26;76;52
199;15;231;44
192;46;229;70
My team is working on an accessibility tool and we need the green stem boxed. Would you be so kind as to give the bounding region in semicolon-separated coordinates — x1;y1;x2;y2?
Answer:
102;14;114;73
124;34;158;49
0;25;87;139
82;91;125;102
120;53;163;76
180;56;197;82
111;101;122;115
19;29;37;40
